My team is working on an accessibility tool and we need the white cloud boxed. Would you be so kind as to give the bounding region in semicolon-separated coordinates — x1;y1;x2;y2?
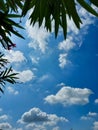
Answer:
56;83;65;87
30;56;40;64
80;116;91;120
44;86;93;106
0;115;8;121
80;112;97;120
7;86;19;95
38;74;50;83
58;6;96;68
0;122;12;130
95;99;98;104
18;107;68;128
58;36;75;51
88;112;97;117
17;70;35;83
5;50;26;63
25;20;50;53
93;121;98;130
58;53;69;69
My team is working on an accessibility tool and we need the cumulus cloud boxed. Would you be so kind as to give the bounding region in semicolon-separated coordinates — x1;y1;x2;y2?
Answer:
58;36;75;51
25;20;50;53
18;107;68;127
0;122;12;130
0;115;8;121
17;70;35;83
93;121;98;130
44;86;93;106
5;50;26;63
7;86;19;95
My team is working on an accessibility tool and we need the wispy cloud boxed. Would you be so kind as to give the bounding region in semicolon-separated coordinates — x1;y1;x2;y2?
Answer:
7;86;19;95
38;74;51;83
25;20;50;53
95;99;98;104
44;86;93;106
58;53;69;69
30;56;40;64
81;112;97;120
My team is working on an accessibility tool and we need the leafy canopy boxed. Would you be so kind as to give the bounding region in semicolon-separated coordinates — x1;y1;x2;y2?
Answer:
0;0;98;49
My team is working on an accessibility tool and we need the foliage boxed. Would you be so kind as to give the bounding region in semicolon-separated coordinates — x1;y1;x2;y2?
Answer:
0;53;18;94
0;0;98;94
0;0;98;49
0;0;24;49
22;0;98;39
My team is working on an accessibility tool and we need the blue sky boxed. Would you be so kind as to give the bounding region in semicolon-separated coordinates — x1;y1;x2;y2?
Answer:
0;4;98;130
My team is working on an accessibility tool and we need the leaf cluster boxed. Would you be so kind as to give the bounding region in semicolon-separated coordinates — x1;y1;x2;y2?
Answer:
22;0;98;39
0;0;98;48
0;53;18;94
0;0;24;49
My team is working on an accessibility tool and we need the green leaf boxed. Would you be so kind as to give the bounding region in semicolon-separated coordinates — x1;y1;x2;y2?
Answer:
22;0;32;16
77;0;98;17
7;14;21;18
0;0;7;12
62;0;82;29
0;87;4;94
61;4;67;39
90;0;98;7
53;0;60;38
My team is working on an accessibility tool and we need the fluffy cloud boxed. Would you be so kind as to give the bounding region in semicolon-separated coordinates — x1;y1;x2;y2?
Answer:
18;107;68;130
0;122;12;129
18;107;68;124
93;121;98;130
7;86;19;95
17;70;35;83
5;50;26;63
25;20;50;53
44;86;93;106
58;36;75;51
0;115;8;121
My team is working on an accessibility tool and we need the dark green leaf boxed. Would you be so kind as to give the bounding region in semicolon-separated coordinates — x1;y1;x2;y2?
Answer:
77;0;98;17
